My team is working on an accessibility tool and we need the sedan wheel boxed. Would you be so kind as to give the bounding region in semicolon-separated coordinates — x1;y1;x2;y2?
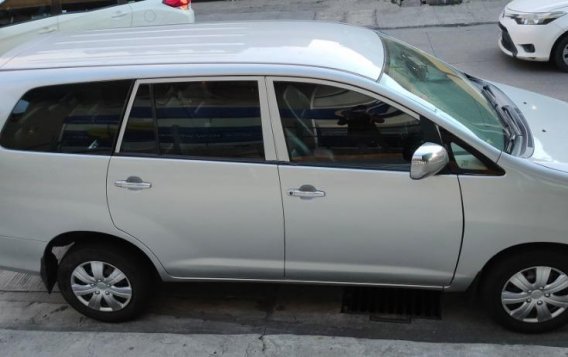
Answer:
553;36;568;72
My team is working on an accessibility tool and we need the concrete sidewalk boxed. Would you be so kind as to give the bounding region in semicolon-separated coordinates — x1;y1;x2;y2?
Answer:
192;0;509;29
2;329;567;357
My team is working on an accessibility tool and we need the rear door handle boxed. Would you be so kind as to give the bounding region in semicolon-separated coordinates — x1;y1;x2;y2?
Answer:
112;11;127;19
287;185;325;199
114;176;152;191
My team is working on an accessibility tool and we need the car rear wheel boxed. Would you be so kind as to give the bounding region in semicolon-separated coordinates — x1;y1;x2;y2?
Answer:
482;250;568;333
57;243;152;322
553;35;568;72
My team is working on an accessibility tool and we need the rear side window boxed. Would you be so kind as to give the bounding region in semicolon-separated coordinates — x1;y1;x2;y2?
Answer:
61;0;118;13
0;0;52;28
0;81;132;155
120;81;265;161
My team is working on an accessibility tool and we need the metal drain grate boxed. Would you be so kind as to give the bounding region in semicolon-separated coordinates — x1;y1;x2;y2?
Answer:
341;287;442;322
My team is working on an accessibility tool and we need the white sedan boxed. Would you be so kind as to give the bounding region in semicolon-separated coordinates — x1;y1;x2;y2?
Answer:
0;0;195;54
499;0;568;71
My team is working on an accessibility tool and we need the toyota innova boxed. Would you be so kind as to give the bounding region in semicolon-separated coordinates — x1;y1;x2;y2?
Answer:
1;21;568;333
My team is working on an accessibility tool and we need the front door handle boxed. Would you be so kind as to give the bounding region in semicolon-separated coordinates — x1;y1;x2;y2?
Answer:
114;176;152;191
287;185;326;199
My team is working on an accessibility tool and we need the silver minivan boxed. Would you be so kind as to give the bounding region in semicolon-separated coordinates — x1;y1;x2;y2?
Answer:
1;21;568;333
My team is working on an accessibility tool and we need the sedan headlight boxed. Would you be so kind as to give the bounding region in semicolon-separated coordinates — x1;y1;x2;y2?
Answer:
505;11;567;25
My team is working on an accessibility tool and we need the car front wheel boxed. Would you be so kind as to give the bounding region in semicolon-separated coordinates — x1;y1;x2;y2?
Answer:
553;35;568;72
57;243;152;322
483;250;568;333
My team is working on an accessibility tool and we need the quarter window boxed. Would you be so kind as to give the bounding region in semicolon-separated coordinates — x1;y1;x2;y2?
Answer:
120;81;265;161
0;81;132;155
450;143;489;171
274;82;425;171
441;129;504;175
0;0;52;28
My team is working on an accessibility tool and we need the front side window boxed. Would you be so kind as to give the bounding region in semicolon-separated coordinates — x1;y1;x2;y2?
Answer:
0;81;132;155
0;0;52;28
60;0;118;13
120;80;265;161
274;81;426;171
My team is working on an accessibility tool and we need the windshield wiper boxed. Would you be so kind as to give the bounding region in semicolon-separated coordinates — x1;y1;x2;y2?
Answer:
501;105;524;154
479;85;521;154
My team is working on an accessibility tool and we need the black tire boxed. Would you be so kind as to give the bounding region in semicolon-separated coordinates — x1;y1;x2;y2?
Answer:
553;35;568;72
482;249;568;333
58;243;152;322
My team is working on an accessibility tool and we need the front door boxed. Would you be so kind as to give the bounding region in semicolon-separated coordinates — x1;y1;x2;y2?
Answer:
268;78;463;286
107;78;284;279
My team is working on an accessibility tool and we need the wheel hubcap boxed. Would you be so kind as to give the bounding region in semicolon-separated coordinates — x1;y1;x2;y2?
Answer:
563;45;568;66
71;261;132;312
502;266;568;323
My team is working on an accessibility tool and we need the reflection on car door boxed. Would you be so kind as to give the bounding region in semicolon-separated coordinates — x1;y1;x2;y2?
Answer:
107;78;284;279
268;78;464;287
57;0;131;32
0;0;58;54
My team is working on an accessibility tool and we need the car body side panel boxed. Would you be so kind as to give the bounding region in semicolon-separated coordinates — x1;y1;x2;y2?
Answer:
0;151;113;241
0;235;46;274
449;154;568;291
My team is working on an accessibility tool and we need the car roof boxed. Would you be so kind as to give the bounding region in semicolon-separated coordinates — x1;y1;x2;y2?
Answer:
0;21;385;80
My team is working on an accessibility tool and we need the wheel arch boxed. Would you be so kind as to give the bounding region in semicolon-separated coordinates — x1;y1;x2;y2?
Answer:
472;242;568;293
41;231;164;292
550;31;568;61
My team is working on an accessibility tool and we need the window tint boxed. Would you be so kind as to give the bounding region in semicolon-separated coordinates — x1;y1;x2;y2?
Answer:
121;81;265;161
274;82;425;171
61;0;118;13
0;81;132;155
0;0;52;28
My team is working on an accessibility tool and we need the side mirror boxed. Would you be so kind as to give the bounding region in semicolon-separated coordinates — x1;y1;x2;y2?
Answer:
410;143;449;180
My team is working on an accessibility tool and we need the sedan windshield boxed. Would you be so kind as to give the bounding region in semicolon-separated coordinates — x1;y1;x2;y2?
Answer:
379;35;506;151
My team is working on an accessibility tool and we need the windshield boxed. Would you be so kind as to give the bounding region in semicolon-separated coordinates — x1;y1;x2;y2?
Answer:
379;35;506;151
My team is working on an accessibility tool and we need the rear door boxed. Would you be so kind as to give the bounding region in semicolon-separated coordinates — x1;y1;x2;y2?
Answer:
0;0;58;54
107;77;284;279
57;0;132;31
